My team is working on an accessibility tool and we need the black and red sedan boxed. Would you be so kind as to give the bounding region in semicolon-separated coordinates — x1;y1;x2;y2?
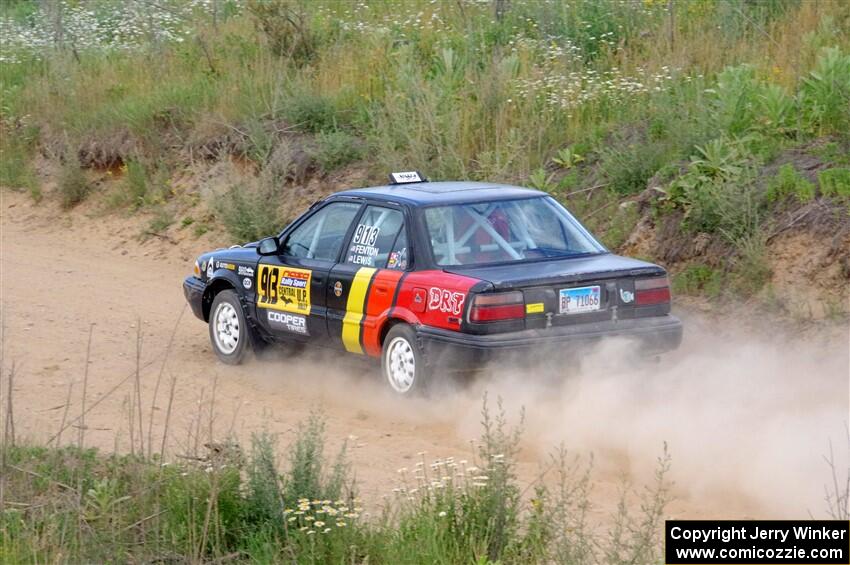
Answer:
183;173;682;394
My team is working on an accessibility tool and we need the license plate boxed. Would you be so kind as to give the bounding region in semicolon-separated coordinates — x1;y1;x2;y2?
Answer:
559;285;601;315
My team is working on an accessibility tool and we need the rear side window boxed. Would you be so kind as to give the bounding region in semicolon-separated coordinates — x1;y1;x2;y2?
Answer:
345;206;405;268
424;196;604;266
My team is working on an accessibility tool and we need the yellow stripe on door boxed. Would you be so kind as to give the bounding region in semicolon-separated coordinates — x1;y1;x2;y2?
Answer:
342;267;377;354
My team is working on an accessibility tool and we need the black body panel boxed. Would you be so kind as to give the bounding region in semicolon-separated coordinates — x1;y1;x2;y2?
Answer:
443;253;663;289
418;314;683;367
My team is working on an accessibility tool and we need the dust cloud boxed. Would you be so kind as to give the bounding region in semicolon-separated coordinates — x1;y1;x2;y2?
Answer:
450;313;850;517
212;313;848;517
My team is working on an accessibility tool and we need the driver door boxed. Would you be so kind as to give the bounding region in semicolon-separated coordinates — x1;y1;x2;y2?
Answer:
256;201;361;343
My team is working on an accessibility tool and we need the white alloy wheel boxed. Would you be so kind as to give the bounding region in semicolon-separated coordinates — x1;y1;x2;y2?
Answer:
385;335;416;393
213;301;240;354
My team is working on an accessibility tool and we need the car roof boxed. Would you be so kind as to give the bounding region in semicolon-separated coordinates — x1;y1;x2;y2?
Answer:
333;181;545;206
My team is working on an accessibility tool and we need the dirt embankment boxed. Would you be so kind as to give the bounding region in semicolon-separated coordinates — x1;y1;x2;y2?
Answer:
614;140;850;320
2;190;848;521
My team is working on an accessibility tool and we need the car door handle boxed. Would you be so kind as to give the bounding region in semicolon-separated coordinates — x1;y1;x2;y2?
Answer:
374;285;389;295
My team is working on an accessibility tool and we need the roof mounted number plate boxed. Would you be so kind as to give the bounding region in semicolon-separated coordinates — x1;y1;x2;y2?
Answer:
389;171;426;184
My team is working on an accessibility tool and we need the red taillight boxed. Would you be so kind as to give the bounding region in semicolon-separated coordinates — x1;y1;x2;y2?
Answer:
635;277;671;305
470;291;525;322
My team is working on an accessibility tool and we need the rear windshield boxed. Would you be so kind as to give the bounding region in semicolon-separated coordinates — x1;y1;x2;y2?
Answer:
424;196;605;267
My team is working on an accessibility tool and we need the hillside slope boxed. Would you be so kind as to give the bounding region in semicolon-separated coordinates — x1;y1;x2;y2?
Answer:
1;0;849;319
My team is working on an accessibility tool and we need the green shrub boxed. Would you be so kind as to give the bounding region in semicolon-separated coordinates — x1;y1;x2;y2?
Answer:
601;202;640;249
282;411;349;509
58;162;91;209
818;167;850;198
712;65;761;136
800;48;850;136
757;83;795;135
670;137;765;242
600;139;670;195
283;90;337;133
0;138;37;194
213;181;286;242
766;163;816;203
309;131;364;172
243;433;285;534
125;160;149;207
246;0;317;64
147;207;174;232
528;167;557;192
672;264;724;297
240;117;276;164
814;142;850;166
731;234;772;294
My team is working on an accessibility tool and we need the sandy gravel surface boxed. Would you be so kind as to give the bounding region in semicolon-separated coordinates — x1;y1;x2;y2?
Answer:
2;190;847;520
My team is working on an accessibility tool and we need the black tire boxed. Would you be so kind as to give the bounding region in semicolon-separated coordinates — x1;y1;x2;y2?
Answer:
381;324;430;396
208;290;251;365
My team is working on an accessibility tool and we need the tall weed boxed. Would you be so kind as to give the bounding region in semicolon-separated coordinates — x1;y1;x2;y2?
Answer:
212;180;286;242
58;161;91;209
800;48;850;136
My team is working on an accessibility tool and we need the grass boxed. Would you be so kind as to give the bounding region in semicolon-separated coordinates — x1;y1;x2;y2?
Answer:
57;162;90;209
1;0;849;301
672;264;724;298
1;396;674;564
767;163;816;203
309;130;364;173
213;180;287;242
818;167;850;199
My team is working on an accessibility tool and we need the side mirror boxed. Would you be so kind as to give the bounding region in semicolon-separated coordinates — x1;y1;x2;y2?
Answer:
257;237;279;256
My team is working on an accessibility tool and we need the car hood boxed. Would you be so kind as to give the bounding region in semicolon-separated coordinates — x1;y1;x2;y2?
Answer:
201;246;261;268
443;253;665;290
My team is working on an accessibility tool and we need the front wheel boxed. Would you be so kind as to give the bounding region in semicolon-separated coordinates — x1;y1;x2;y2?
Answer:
382;324;430;396
209;290;251;365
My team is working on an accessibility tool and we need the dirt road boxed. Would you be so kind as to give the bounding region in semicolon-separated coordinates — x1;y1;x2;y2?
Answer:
2;191;848;520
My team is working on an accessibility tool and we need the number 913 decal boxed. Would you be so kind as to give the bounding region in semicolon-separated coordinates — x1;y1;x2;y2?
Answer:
257;265;312;315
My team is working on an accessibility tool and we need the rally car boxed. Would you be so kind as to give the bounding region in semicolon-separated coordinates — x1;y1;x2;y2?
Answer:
183;172;682;395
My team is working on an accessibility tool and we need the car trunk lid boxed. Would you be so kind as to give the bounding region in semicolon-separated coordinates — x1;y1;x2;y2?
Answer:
446;253;669;330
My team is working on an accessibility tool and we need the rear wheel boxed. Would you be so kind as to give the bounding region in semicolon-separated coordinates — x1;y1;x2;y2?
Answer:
209;290;251;365
382;324;430;395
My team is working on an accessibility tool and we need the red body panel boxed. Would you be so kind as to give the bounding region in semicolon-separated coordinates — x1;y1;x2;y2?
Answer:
358;269;480;358
362;270;404;356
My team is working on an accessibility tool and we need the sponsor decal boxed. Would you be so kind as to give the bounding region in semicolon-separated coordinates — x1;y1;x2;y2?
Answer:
333;281;343;297
257;265;312;314
619;288;635;304
428;287;465;316
217;261;236;271
352;224;380;246
347;224;381;266
242;277;252;289
387;247;408;270
206;259;214;278
267;311;308;335
390;171;422;184
238;265;254;277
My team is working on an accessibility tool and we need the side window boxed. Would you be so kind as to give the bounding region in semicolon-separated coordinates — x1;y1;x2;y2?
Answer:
282;202;360;262
345;205;405;268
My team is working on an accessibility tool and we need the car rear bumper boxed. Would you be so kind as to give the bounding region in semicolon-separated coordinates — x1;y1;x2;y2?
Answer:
183;276;206;321
417;314;683;366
